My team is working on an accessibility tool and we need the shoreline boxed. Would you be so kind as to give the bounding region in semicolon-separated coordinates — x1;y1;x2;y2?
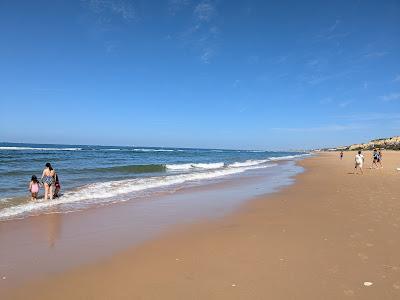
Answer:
3;152;400;299
0;160;302;290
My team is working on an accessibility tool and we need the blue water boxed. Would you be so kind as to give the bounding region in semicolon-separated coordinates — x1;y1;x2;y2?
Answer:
0;142;307;219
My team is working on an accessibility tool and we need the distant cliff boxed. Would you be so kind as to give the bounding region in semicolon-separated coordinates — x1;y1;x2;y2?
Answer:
347;136;400;151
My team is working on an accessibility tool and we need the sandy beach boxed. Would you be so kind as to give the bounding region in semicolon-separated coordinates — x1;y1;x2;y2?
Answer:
3;151;400;299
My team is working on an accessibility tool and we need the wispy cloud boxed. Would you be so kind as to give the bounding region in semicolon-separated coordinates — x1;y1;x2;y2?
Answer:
273;55;289;64
32;88;65;94
194;1;216;22
333;113;400;132
299;69;357;85
339;100;352;108
82;0;136;22
307;59;319;67
318;31;351;41
275;112;400;134
381;92;400;101
168;0;191;15
336;113;400;122
328;19;341;32
363;51;388;59
319;97;333;105
315;19;351;41
200;47;215;63
271;124;364;133
246;55;260;65
393;75;400;82
178;1;220;63
104;40;120;53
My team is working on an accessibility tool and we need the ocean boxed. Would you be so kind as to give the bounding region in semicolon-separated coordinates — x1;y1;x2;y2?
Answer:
0;142;308;220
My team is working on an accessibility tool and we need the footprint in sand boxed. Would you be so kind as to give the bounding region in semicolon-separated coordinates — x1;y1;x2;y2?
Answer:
343;289;354;296
358;253;369;261
327;265;339;274
349;233;360;239
393;283;400;290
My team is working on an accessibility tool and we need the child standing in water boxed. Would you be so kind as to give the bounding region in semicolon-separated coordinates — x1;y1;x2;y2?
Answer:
53;173;61;198
29;175;40;201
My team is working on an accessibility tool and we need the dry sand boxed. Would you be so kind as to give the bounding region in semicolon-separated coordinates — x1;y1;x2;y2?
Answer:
3;151;400;299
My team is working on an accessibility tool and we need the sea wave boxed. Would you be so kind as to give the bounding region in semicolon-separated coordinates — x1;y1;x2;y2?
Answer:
166;163;194;170
132;148;177;152
166;162;225;170
229;159;269;168
192;162;225;169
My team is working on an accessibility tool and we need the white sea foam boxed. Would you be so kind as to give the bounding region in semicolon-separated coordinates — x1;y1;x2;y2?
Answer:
269;155;296;161
132;148;175;152
0;163;277;220
166;163;194;170
269;154;310;161
0;147;82;151
229;159;269;168
0;197;13;203
192;162;225;169
166;162;225;170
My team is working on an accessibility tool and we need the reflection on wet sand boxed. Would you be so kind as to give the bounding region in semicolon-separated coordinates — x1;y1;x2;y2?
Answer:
44;213;62;248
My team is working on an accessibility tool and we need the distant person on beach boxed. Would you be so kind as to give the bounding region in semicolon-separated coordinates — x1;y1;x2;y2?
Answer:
372;149;379;169
53;174;61;198
354;151;364;175
378;150;383;168
41;162;56;201
29;175;40;201
340;151;344;160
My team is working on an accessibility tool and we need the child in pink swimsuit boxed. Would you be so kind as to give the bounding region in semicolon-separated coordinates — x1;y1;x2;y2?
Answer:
29;175;40;201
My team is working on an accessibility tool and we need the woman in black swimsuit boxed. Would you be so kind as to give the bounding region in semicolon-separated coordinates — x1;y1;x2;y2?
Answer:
41;163;56;201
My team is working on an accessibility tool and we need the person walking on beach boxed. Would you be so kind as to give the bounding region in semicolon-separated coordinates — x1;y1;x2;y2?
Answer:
372;149;379;169
29;175;40;201
378;150;383;168
41;162;56;201
340;151;344;160
354;151;364;175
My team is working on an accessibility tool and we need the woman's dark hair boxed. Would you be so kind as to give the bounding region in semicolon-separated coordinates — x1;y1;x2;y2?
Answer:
45;162;53;171
31;175;38;183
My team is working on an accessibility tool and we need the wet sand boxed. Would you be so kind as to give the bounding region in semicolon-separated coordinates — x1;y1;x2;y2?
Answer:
3;152;400;299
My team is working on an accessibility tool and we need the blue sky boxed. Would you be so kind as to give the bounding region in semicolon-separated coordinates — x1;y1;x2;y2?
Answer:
0;0;399;150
